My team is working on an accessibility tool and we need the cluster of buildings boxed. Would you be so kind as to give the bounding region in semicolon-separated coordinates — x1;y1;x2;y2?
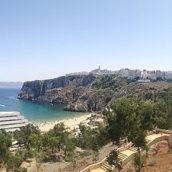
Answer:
90;66;115;75
66;71;89;76
66;67;172;81
117;68;172;80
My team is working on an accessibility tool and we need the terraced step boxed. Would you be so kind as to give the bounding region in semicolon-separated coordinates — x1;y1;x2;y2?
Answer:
101;162;113;171
118;153;128;161
129;147;137;152
146;139;151;143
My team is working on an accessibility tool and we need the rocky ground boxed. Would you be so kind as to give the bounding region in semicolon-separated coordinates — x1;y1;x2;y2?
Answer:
142;141;172;172
122;140;172;172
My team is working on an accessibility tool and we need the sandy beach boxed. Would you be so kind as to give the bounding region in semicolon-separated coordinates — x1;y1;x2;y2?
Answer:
35;113;92;132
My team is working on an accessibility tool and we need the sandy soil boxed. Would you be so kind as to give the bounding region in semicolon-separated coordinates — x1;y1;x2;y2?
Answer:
142;140;172;172
122;140;172;172
35;113;92;132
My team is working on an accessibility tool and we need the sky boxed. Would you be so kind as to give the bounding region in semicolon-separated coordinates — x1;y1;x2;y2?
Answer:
0;0;172;81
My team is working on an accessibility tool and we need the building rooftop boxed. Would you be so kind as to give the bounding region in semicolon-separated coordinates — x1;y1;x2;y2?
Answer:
0;111;28;132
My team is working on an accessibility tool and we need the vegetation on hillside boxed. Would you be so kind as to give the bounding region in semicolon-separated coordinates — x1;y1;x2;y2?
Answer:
92;75;130;90
0;122;108;171
105;92;172;171
1;82;172;171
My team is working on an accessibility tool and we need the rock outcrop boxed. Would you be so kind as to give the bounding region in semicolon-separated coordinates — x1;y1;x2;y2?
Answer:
18;74;97;111
18;74;172;112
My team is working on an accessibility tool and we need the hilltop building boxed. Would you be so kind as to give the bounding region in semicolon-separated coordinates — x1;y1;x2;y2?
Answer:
164;71;172;80
90;67;115;75
66;68;172;81
118;69;141;79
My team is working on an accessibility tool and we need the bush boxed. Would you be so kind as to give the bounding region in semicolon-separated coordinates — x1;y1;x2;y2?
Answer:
42;154;62;163
6;154;22;172
134;153;142;171
16;149;34;161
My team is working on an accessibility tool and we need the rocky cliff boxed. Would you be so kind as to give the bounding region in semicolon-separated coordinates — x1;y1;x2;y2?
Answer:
18;74;172;112
18;74;98;112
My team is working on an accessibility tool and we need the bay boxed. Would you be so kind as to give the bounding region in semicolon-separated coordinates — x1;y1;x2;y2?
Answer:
0;88;82;122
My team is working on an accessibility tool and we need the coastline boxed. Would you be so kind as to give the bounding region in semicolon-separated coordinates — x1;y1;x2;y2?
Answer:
34;113;92;132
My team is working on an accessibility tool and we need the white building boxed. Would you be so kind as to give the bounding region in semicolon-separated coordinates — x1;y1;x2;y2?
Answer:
118;69;141;79
165;71;172;80
147;71;157;80
156;70;164;79
118;68;129;78
0;112;28;132
128;69;141;79
66;72;89;76
90;67;115;75
141;70;148;79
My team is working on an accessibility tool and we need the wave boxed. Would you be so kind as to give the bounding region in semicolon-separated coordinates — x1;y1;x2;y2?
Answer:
0;104;6;107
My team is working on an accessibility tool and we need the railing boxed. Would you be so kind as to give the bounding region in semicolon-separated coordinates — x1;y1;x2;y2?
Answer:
79;157;107;172
80;142;133;172
80;129;171;172
155;128;172;135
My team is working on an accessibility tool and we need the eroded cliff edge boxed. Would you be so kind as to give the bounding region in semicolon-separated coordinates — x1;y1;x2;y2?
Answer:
18;74;104;112
18;74;172;112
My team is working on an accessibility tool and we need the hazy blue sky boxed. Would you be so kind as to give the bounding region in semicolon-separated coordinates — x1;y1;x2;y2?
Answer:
0;0;172;81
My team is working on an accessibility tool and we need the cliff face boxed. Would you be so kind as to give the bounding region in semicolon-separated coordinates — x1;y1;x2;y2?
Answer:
18;74;98;111
18;74;172;112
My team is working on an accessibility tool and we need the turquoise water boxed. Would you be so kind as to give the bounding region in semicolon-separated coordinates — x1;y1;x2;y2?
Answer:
0;88;83;122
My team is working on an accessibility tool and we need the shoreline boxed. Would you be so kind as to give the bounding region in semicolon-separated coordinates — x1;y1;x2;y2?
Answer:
34;113;92;132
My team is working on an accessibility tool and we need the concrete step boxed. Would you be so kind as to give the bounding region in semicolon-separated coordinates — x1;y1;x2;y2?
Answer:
129;147;137;152
146;139;151;143
118;153;128;161
101;162;113;171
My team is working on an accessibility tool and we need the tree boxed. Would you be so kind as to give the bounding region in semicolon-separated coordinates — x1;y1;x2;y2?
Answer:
63;138;75;161
107;150;122;172
137;100;154;130
14;124;40;150
158;87;172;128
96;124;109;146
6;153;22;172
0;130;12;167
129;129;146;171
152;100;168;129
41;133;50;152
92;137;100;161
48;137;59;153
48;123;69;152
127;100;151;171
105;97;137;144
28;133;42;151
76;124;94;149
105;98;155;171
106;112;122;145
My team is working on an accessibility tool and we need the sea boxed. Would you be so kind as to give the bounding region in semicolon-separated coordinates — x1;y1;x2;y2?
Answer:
0;88;83;122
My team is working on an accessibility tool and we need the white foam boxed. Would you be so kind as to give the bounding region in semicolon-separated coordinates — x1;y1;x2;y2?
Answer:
0;104;6;107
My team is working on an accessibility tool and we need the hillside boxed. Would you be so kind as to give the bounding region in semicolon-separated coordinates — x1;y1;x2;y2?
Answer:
0;82;23;88
18;74;172;112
